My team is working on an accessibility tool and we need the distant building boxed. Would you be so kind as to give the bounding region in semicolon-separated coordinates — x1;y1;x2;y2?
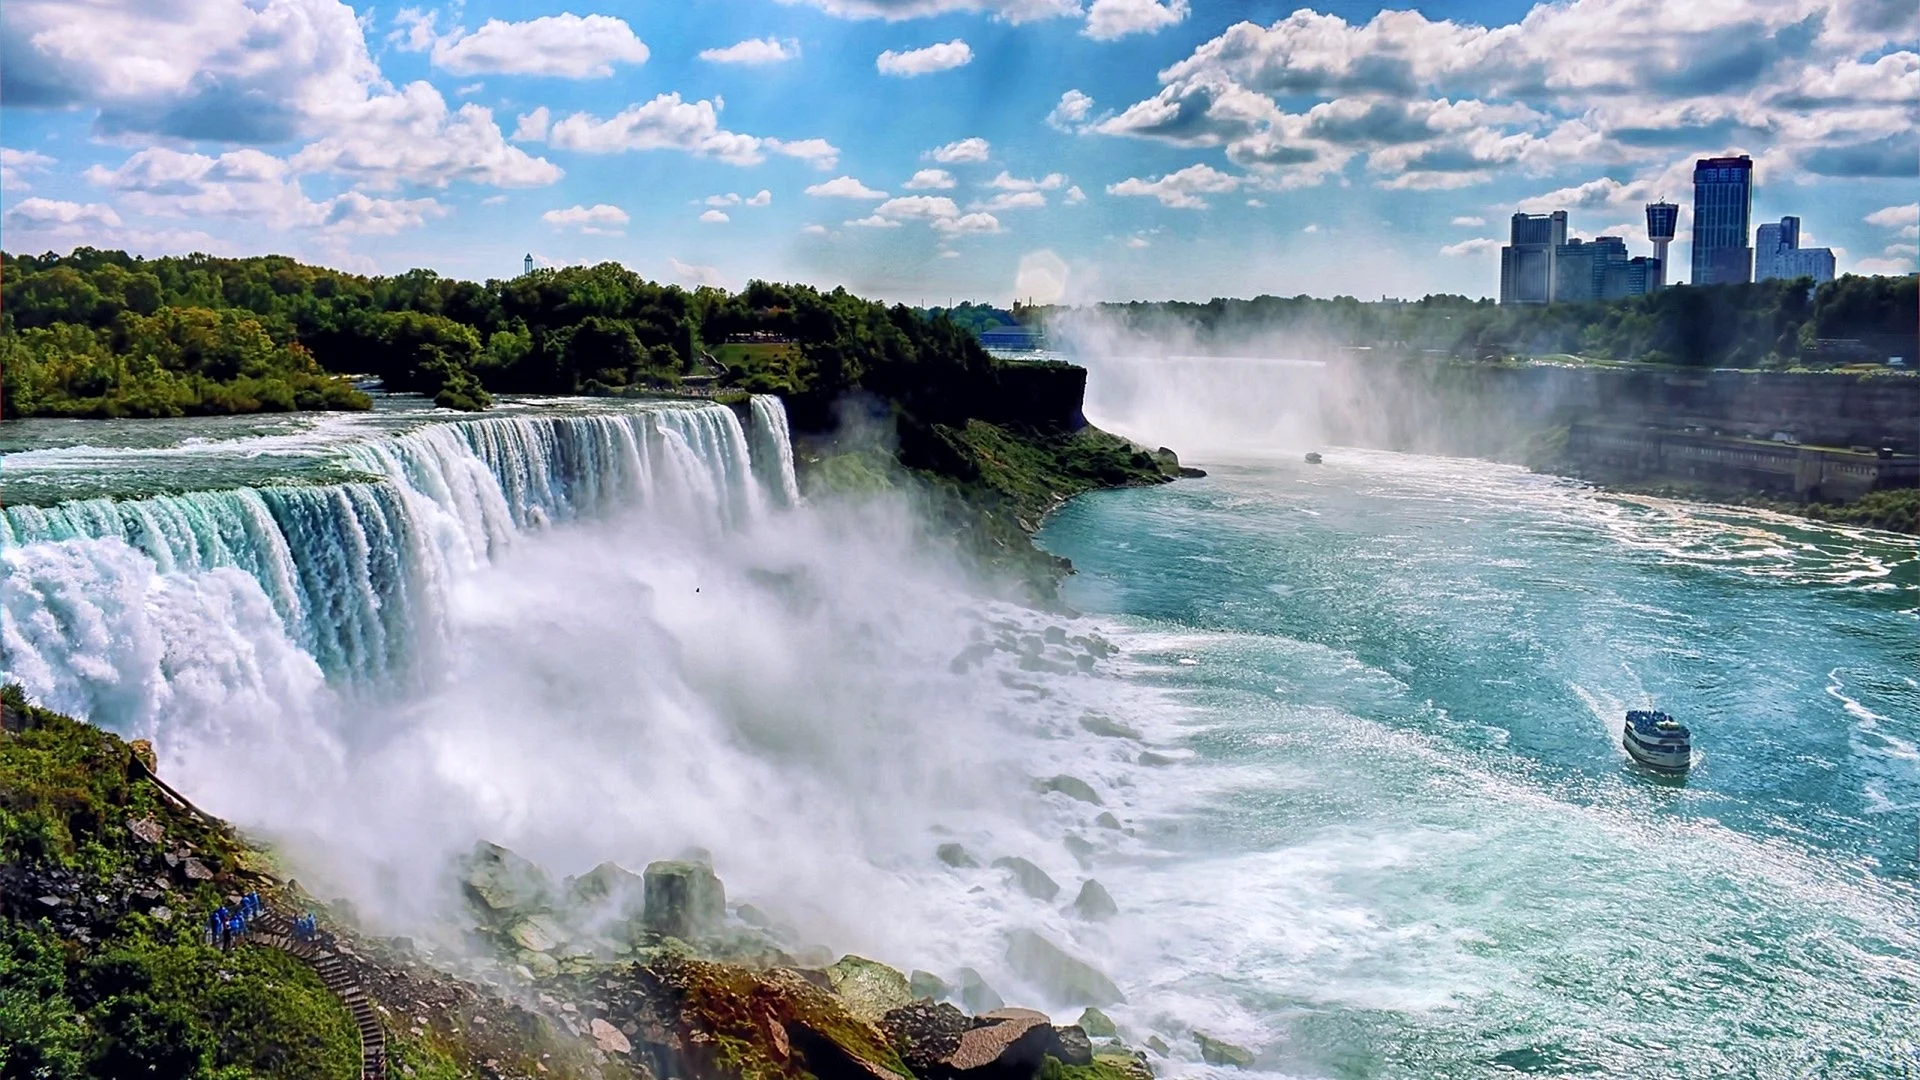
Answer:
1500;210;1567;304
1645;202;1678;288
523;253;534;276
1619;257;1662;297
1554;235;1631;302
1691;156;1753;286
1755;216;1836;285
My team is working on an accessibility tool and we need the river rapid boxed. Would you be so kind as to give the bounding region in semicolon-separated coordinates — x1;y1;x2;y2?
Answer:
3;390;1917;1077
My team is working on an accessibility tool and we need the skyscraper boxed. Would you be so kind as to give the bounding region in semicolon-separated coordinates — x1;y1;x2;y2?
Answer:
1755;216;1836;285
1500;210;1567;304
1691;156;1753;286
1645;202;1678;288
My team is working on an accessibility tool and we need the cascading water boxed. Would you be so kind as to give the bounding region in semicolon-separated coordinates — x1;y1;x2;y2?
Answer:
2;397;798;721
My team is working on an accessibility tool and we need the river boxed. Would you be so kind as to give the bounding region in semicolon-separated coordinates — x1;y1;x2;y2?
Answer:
2;393;1916;1076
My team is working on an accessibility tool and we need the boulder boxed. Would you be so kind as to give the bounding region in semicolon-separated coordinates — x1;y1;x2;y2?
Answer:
950;1010;1058;1075
1053;1025;1094;1066
1035;775;1103;805
506;913;568;953
1137;752;1179;767
1078;715;1143;740
1071;880;1117;922
957;968;1004;1014
515;949;560;980
461;841;552;920
991;857;1060;902
129;739;159;774
589;1017;631;1054
827;955;914;1023
1094;1049;1156;1080
937;843;979;869
1194;1032;1255;1068
1094;812;1122;831
910;970;952;1002
1063;836;1095;867
126;816;163;845
565;861;645;917
643;860;725;941
1076;1008;1116;1038
1004;930;1125;1007
1144;1035;1170;1056
879;1001;971;1074
737;903;774;928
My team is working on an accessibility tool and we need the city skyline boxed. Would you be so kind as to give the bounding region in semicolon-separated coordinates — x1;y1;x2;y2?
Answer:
0;0;1914;304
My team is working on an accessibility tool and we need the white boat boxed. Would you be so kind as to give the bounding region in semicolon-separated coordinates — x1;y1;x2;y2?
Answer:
1623;710;1691;773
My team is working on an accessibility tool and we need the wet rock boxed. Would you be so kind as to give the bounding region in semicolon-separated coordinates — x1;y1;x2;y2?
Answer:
1077;1008;1116;1038
737;903;773;928
879;1000;970;1073
1094;1049;1156;1080
1145;1035;1170;1056
1094;812;1122;830
950;1010;1059;1075
991;857;1060;902
678;845;715;867
589;1017;631;1054
506;913;567;953
958;968;1004;1014
461;841;552;919
1195;1032;1255;1068
1079;714;1142;740
1054;1024;1094;1066
127;816;163;845
1070;880;1117;922
1137;752;1179;767
1004;930;1125;1007
642;860;725;940
910;970;952;1001
565;861;645;916
827;955;913;1022
1063;836;1095;867
937;843;979;869
515;949;560;980
1043;627;1068;645
1036;775;1102;805
181;857;213;882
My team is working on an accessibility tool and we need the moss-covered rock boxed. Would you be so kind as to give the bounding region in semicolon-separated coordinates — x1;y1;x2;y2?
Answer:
1194;1031;1255;1068
642;859;726;941
827;955;914;1022
460;840;552;921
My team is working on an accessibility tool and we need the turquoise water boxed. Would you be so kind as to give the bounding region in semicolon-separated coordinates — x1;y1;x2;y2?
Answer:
1038;450;1920;1077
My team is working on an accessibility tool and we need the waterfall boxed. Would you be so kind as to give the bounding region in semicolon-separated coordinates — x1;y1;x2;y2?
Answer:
1;399;801;724
748;395;803;509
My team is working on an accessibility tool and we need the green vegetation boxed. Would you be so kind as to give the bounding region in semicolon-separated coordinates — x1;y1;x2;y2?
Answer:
1065;274;1918;369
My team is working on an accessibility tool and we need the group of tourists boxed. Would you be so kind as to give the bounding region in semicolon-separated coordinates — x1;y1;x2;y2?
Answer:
291;912;321;942
207;892;266;950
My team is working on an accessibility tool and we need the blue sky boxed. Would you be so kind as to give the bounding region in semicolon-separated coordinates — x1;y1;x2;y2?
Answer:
2;0;1915;303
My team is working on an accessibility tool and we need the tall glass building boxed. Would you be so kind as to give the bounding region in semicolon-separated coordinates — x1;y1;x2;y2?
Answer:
1691;156;1753;286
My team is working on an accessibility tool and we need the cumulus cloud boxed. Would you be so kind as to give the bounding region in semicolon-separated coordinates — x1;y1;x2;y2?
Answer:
977;191;1047;211
513;107;551;142
294;85;562;189
5;197;123;230
1065;185;1087;203
700;209;730;223
1441;237;1502;256
806;176;890;199
987;171;1067;191
83;146;447;235
1;147;55;190
905;169;957;189
779;0;1078;24
405;13;650;78
543;204;629;234
1084;0;1188;40
926;138;991;163
848;194;1002;234
1127;235;1150;248
1452;215;1487;226
1048;89;1095;131
1865;203;1919;238
670;258;726;288
877;39;974;76
700;38;801;65
544;94;839;169
801;223;830;235
1106;163;1240;208
747;189;773;206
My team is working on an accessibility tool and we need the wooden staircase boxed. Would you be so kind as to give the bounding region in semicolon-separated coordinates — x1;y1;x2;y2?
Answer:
250;911;388;1079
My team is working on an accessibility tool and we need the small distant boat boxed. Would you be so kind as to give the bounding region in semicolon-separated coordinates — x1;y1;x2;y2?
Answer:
1623;710;1691;773
1304;452;1323;464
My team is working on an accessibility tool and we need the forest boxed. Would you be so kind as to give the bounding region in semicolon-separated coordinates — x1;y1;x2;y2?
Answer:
0;249;1011;423
1060;273;1918;369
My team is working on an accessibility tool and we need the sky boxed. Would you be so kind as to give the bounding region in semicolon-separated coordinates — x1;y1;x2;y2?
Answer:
1;0;1915;304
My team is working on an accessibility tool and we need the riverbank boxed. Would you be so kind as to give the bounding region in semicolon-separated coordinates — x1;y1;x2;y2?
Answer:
0;690;1164;1080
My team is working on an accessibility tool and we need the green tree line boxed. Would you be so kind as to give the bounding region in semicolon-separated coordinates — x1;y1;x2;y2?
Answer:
1058;274;1918;369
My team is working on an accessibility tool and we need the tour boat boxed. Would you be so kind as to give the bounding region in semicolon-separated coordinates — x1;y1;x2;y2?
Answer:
1305;452;1323;464
1623;710;1691;773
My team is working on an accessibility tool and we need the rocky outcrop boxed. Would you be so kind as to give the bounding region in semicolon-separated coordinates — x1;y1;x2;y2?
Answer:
958;968;1005;1013
1005;930;1125;1007
937;843;979;868
829;955;915;1022
879;1002;1094;1079
1070;880;1117;922
461;841;552;920
1195;1031;1256;1068
1036;775;1103;805
643;859;725;940
991;857;1061;901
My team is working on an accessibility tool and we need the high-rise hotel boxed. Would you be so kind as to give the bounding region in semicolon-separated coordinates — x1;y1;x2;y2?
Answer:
1691;155;1754;286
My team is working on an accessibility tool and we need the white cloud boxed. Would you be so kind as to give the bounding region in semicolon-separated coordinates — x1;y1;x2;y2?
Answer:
1246;197;1266;206
872;195;961;219
700;209;730;223
801;223;829;235
1084;0;1188;41
926;138;991;163
700;38;800;65
933;212;1002;234
905;168;957;189
418;14;649;78
781;0;1078;23
512;106;551;142
1855;256;1917;275
1048;89;1094;131
1452;215;1487;226
1302;223;1320;233
670;258;726;288
1127;235;1150;248
706;193;743;206
987;171;1067;191
544;93;838;170
292;84;562;189
1865;203;1919;239
978;191;1047;211
1441;237;1501;256
83;147;447;235
851;194;1002;234
747;189;772;206
4;197;123;229
542;204;629;234
1;147;55;190
481;194;509;206
1107;163;1240;208
1065;185;1087;204
877;39;973;76
806;175;890;199
846;214;904;228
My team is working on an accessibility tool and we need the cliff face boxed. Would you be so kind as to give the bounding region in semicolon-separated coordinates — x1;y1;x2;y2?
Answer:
1321;357;1920;453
